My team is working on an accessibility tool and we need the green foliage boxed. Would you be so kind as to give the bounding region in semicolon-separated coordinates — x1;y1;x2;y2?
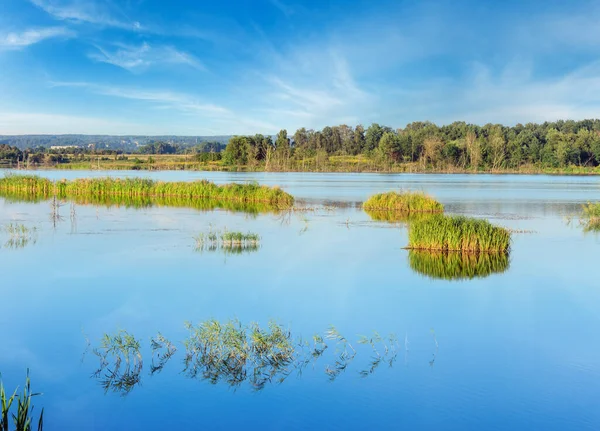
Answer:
407;215;511;253
0;175;294;208
363;191;444;213
581;202;600;231
0;371;44;431
408;251;510;280
194;228;261;253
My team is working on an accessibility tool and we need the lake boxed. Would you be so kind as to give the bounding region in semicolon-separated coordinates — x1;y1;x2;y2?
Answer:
1;171;599;430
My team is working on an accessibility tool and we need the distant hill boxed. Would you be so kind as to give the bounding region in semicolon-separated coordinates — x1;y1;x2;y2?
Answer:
0;135;232;152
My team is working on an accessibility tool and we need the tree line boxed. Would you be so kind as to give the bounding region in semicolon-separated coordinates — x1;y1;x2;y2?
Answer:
222;120;600;170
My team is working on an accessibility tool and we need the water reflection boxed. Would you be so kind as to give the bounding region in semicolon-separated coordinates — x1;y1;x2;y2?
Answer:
408;250;510;280
0;191;283;216
364;209;435;224
87;320;435;396
2;223;38;249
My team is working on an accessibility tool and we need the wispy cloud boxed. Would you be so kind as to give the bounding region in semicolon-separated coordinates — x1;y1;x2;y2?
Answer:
0;27;74;49
30;0;141;30
88;42;205;72
50;81;230;115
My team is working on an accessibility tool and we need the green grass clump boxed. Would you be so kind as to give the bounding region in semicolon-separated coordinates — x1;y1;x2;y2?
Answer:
363;191;443;213
1;371;44;431
581;202;600;231
407;214;511;253
409;250;509;280
0;175;294;209
194;228;261;253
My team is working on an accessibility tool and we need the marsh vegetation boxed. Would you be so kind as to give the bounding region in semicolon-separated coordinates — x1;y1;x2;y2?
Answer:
86;320;435;395
580;202;600;231
2;223;37;249
0;175;294;209
407;215;511;253
363;191;443;213
194;229;261;253
0;371;44;431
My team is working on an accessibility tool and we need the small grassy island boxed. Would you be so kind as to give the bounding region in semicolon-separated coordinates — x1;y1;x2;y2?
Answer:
363;191;444;213
407;214;511;253
0;175;294;209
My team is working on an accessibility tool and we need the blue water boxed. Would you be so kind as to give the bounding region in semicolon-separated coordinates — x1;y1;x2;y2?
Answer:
1;171;599;430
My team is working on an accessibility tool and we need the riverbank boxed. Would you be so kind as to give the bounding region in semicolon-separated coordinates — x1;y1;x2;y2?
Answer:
3;154;600;175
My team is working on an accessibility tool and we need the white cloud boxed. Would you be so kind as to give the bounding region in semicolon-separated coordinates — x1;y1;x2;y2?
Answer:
88;42;205;72
30;0;140;30
0;27;74;49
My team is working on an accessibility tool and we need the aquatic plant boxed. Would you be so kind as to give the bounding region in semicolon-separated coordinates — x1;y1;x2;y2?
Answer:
0;175;294;209
194;229;260;253
363;191;443;213
150;333;177;375
408;250;510;280
407;214;511;253
581;202;600;231
86;320;439;394
183;319;295;390
0;370;44;431
3;223;38;249
91;330;143;396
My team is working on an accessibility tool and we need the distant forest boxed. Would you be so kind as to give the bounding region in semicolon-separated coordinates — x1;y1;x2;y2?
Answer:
2;120;600;171
0;134;230;152
222;120;600;170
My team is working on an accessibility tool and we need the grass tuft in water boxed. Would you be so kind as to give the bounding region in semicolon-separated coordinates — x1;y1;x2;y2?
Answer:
363;191;443;213
3;223;38;249
0;370;44;431
581;202;600;231
408;250;510;280
194;228;260;253
407;214;511;253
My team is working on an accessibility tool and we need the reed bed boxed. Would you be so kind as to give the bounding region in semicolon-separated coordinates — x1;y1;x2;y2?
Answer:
409;250;510;280
0;175;294;208
581;202;600;231
363;191;443;213
407;214;511;253
1;371;44;431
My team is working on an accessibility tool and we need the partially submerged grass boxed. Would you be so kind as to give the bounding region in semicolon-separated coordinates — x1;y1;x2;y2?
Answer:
581;202;600;231
407;214;511;253
1;370;44;431
194;228;260;253
91;330;143;396
0;175;294;209
3;223;38;249
363;191;443;213
409;250;510;280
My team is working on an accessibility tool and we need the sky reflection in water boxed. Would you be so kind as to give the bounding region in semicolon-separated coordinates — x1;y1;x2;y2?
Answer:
0;172;600;430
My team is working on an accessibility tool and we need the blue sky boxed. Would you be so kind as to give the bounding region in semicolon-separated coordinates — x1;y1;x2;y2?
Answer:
1;0;599;135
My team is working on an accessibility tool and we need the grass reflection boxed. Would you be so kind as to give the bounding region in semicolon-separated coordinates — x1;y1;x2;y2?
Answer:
0;190;284;216
86;320;436;396
365;209;436;224
408;250;510;280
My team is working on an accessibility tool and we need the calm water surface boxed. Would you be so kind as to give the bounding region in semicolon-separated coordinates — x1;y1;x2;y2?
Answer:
1;171;599;430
